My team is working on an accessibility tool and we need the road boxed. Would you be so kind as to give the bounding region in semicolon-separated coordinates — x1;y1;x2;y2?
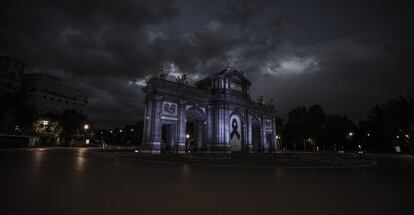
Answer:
0;148;413;215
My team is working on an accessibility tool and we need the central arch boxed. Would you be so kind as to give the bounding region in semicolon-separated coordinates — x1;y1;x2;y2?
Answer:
185;106;205;152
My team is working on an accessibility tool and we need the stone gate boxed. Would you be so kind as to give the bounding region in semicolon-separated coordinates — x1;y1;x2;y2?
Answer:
141;67;278;154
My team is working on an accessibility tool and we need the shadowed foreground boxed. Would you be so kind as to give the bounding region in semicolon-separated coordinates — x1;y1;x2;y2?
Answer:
0;148;413;215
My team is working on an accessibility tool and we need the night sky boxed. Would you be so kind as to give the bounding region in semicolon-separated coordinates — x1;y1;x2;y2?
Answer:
1;0;413;128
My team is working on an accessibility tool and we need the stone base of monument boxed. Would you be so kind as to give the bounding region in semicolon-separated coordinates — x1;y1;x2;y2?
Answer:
244;145;255;153
206;144;232;154
177;142;186;154
140;142;161;154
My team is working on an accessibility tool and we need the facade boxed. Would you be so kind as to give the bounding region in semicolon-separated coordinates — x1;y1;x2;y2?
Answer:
142;68;278;154
22;73;88;114
0;56;25;96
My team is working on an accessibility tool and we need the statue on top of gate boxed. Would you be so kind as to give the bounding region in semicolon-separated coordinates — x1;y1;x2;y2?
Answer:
151;68;167;80
175;74;188;86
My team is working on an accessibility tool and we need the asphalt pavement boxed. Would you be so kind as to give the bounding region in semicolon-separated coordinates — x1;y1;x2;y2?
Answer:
0;148;413;215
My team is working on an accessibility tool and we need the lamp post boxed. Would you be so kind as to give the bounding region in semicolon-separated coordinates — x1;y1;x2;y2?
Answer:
83;124;89;145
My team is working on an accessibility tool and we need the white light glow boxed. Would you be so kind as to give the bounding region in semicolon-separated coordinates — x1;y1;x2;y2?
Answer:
41;120;49;126
262;56;320;75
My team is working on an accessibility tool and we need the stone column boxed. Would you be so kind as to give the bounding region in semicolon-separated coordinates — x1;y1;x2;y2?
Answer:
205;105;213;152
141;95;162;154
261;116;270;153
142;95;150;144
272;117;278;152
208;103;230;153
176;100;186;154
246;112;254;153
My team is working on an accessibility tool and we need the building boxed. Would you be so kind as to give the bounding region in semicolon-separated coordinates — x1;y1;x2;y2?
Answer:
0;56;25;96
22;73;88;114
141;67;278;154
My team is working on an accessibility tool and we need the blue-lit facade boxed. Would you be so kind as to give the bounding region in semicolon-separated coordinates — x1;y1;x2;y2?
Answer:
141;68;278;154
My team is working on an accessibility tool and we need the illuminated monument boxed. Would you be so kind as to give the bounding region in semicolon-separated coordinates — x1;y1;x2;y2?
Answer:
141;67;278;154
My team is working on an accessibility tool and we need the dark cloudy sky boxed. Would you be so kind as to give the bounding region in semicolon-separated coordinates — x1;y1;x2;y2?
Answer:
1;0;413;128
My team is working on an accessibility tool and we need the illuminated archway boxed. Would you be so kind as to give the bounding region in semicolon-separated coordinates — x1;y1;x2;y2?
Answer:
185;106;205;152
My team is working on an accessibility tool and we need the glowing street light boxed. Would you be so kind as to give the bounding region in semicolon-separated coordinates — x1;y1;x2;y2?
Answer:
119;129;123;133
41;120;49;126
186;134;190;139
84;124;89;130
405;134;410;139
367;133;371;137
348;132;354;137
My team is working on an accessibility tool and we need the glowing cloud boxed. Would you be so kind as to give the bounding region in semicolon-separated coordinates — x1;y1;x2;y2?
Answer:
262;56;320;75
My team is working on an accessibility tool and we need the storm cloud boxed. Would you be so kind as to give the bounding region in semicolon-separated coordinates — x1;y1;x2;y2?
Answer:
1;0;413;127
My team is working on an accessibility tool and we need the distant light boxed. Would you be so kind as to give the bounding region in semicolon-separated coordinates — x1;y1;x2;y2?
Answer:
348;132;354;137
134;149;139;153
130;128;134;132
186;134;190;139
41;120;49;126
397;135;400;139
276;135;280;140
84;124;89;130
367;133;370;137
405;134;409;138
119;129;123;133
85;139;90;145
110;130;113;133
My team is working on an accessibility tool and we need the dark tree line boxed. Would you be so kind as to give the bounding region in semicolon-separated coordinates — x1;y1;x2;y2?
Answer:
279;95;414;153
97;122;143;146
0;95;37;134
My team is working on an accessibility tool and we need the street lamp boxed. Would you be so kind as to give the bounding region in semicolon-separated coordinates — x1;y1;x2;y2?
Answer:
186;134;190;139
84;124;89;130
41;120;49;126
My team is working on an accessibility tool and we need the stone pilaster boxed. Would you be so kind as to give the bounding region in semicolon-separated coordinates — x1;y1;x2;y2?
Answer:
177;100;187;154
141;95;162;154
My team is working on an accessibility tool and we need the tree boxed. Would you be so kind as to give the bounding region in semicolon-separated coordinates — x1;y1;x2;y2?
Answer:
362;95;414;152
58;109;88;145
0;95;37;134
322;114;357;151
284;105;327;151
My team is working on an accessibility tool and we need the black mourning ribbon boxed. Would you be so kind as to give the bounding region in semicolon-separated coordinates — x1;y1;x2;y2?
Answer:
230;119;240;140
